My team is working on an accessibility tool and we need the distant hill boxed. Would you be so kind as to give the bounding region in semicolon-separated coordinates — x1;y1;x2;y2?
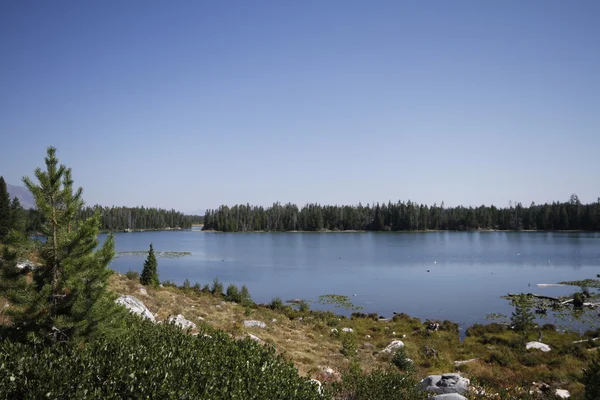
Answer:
7;183;35;209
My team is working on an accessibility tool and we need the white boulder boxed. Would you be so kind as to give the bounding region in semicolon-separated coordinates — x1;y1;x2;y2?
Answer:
431;394;468;400
115;295;155;322
526;341;551;352
555;389;570;398
139;287;148;296
244;320;267;328
381;340;405;354
420;373;470;395
168;314;196;330
341;327;353;333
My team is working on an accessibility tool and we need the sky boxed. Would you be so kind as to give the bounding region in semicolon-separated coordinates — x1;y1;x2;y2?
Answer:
1;1;599;213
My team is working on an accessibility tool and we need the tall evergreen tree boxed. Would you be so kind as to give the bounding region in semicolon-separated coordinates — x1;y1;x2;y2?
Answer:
0;147;116;343
9;196;26;233
140;243;159;287
0;176;11;241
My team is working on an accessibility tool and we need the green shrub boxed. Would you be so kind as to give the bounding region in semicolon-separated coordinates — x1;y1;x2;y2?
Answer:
329;365;424;400
183;278;191;289
391;347;415;372
225;284;241;303
0;316;322;399
240;285;252;305
125;270;139;280
298;301;310;313
271;297;284;311
340;333;357;357
583;350;600;400
211;278;224;296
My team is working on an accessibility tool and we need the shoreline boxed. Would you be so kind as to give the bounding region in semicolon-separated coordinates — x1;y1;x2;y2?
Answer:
197;228;598;233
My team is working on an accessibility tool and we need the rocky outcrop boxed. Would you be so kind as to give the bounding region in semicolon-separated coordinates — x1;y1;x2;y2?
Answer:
420;373;470;395
381;340;405;354
526;341;551;352
431;394;468;400
168;314;196;330
244;320;267;328
115;295;155;322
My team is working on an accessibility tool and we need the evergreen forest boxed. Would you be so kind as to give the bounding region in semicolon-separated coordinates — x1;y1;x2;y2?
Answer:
203;195;600;232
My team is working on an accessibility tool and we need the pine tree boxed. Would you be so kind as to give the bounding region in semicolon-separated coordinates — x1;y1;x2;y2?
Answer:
9;196;26;233
0;147;116;343
0;176;11;241
140;243;159;287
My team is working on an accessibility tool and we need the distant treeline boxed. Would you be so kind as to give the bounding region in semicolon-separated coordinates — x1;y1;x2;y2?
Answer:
203;195;600;232
25;206;203;233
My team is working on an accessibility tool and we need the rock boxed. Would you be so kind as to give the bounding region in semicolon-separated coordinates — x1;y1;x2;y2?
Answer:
526;341;551;352
272;318;277;323
309;379;322;395
197;316;205;321
453;358;480;366
381;340;405;354
244;320;267;328
555;389;570;398
115;295;155;322
139;287;148;296
427;322;440;331
363;343;375;349
364;334;371;339
15;260;36;270
247;333;262;343
419;373;470;395
341;327;353;333
431;394;468;400
219;301;227;306
330;328;338;333
287;298;303;304
168;314;196;330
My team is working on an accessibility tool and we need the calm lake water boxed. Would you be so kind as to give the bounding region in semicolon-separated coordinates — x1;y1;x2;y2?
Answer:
104;231;600;330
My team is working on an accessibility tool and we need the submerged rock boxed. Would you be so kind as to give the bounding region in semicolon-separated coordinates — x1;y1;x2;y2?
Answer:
168;314;196;330
244;320;267;328
526;341;551;352
420;373;470;395
381;340;405;354
115;295;155;322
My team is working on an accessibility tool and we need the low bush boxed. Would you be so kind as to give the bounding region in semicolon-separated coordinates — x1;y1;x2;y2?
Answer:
124;270;139;280
0;315;322;399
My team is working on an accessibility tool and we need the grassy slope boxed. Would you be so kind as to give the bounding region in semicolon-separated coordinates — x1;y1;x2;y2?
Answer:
109;273;593;398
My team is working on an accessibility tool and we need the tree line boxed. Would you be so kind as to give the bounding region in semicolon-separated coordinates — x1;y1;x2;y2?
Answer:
203;195;600;232
23;204;201;234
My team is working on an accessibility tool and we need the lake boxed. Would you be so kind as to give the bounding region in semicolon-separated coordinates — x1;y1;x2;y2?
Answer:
104;231;600;330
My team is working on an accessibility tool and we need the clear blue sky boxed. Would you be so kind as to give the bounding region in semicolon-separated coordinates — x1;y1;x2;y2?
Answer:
1;1;599;212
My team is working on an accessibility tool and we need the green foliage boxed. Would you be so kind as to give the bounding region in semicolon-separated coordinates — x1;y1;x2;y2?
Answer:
298;301;310;312
510;294;535;333
0;147;117;344
270;296;284;310
391;347;415;372
203;195;600;232
225;284;241;302
329;365;424;400
318;294;363;311
211;278;223;296
139;243;159;287
583;350;600;400
183;278;191;289
202;284;211;293
125;270;140;280
239;285;252;305
0;177;11;241
340;333;357;357
0;316;322;399
560;279;600;289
